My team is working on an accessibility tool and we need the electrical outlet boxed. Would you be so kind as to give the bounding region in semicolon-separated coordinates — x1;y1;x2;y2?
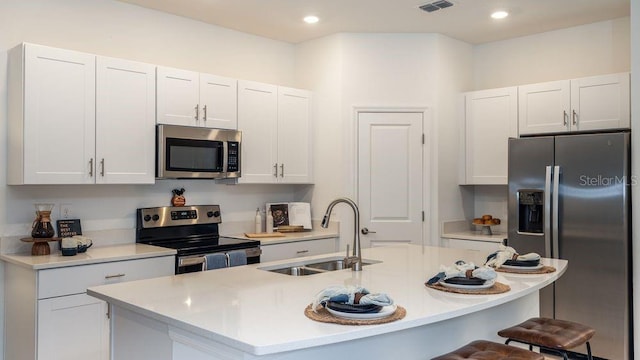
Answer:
60;203;73;219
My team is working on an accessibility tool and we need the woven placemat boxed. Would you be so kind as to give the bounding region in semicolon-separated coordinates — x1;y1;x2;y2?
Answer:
304;304;406;325
425;281;510;295
496;265;556;274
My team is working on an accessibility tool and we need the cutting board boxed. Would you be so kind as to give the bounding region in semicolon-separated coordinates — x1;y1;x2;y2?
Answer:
244;232;285;238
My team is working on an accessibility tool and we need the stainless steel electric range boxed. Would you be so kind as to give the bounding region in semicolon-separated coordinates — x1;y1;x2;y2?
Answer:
136;205;261;274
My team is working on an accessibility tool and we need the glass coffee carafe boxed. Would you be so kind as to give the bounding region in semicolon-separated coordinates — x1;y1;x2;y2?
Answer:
32;203;55;238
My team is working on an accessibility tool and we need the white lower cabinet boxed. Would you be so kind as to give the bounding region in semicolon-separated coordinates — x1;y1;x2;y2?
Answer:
260;238;338;262
4;255;175;360
37;294;109;360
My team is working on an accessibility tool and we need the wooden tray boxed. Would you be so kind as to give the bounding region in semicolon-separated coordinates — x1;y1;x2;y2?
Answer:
244;232;285;238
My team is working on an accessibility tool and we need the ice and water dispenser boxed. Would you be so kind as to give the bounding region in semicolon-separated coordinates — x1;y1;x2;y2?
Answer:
517;190;544;234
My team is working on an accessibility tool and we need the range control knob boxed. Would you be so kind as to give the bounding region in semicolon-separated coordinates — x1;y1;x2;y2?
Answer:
152;214;160;221
207;211;220;218
143;215;151;222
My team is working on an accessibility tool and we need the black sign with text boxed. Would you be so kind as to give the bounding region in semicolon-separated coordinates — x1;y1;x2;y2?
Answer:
56;219;82;238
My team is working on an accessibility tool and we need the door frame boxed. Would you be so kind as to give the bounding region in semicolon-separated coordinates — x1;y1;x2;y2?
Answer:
351;106;433;247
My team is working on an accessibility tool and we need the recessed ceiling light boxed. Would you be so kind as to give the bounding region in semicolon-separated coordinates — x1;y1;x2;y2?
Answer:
491;11;509;19
303;15;319;24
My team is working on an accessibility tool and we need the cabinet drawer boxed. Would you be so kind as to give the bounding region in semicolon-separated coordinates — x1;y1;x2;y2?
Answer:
38;256;175;299
261;238;337;262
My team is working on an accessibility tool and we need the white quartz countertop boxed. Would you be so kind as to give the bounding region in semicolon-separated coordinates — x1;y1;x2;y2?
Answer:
227;228;339;245
87;244;567;356
0;243;176;270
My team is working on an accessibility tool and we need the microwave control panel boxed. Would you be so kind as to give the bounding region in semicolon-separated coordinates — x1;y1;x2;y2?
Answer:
227;142;239;172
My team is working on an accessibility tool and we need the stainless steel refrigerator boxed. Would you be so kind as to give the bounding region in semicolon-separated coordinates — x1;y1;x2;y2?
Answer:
507;131;631;360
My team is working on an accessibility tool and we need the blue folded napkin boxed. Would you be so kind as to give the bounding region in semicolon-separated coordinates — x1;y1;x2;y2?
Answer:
228;250;247;267
312;285;394;312
204;253;227;270
426;260;496;285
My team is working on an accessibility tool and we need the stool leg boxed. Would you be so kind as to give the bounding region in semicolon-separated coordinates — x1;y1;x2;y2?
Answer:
586;341;593;360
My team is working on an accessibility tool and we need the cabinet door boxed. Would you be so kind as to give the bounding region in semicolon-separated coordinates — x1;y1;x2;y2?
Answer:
156;66;199;126
463;87;517;185
277;87;313;183
518;80;570;135
260;238;337;262
571;73;630;131
200;73;238;129
23;44;96;184
38;293;109;360
237;80;278;183
96;57;156;184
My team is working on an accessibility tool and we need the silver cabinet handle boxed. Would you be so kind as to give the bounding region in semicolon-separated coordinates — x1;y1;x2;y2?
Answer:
361;227;376;235
273;163;278;177
202;105;207;122
563;110;568;126
100;159;105;177
89;158;94;177
280;164;284;177
296;250;309;255
194;104;199;121
105;273;125;279
572;109;578;126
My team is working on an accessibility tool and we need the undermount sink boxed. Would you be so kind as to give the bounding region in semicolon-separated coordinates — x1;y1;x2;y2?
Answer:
259;256;381;276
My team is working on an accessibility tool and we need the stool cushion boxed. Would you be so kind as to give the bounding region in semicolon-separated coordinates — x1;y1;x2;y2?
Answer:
498;317;595;350
432;340;545;360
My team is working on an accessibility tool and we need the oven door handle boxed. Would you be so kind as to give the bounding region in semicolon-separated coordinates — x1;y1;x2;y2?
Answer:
178;256;206;268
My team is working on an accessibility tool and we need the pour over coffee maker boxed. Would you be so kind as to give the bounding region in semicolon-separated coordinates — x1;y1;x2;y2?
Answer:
32;203;55;238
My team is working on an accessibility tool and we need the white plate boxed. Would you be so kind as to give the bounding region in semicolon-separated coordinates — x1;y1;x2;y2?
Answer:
325;304;397;320
438;279;495;290
500;264;544;270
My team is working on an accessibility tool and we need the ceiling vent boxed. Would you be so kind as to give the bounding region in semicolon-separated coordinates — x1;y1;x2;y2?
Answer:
419;0;454;13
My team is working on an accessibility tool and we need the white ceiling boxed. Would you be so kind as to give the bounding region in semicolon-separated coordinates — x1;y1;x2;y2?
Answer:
117;0;630;45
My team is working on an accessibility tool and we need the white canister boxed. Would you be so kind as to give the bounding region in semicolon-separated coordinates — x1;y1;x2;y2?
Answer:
255;208;262;233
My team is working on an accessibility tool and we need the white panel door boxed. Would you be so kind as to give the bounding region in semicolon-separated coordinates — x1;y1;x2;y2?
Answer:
357;112;423;247
277;87;312;183
23;44;96;184
96;57;156;184
464;87;517;185
518;80;570;135
156;66;199;126
237;80;278;183
38;294;109;360
571;73;630;131
200;73;238;129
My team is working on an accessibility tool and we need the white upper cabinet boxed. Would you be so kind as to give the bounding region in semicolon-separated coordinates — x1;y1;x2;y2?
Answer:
8;43;156;185
519;73;630;135
237;80;278;183
461;87;518;185
277;87;313;183
9;43;96;185
156;66;237;129
237;81;313;184
96;57;156;184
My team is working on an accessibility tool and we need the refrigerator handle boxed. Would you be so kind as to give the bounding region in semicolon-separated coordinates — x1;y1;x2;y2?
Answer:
552;165;561;258
544;166;552;258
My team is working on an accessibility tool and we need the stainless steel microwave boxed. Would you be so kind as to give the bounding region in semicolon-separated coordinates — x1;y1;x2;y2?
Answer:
156;124;241;179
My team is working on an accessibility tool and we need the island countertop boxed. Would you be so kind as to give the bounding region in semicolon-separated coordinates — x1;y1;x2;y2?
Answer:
87;244;567;357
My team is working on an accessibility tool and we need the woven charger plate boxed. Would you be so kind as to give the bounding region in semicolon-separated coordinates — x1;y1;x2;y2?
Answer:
496;265;556;274
425;281;510;295
304;304;406;325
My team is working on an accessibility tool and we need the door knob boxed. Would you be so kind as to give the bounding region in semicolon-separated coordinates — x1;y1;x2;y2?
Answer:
361;227;376;235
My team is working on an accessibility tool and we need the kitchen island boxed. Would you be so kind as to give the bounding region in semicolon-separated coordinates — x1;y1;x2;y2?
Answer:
87;244;567;359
